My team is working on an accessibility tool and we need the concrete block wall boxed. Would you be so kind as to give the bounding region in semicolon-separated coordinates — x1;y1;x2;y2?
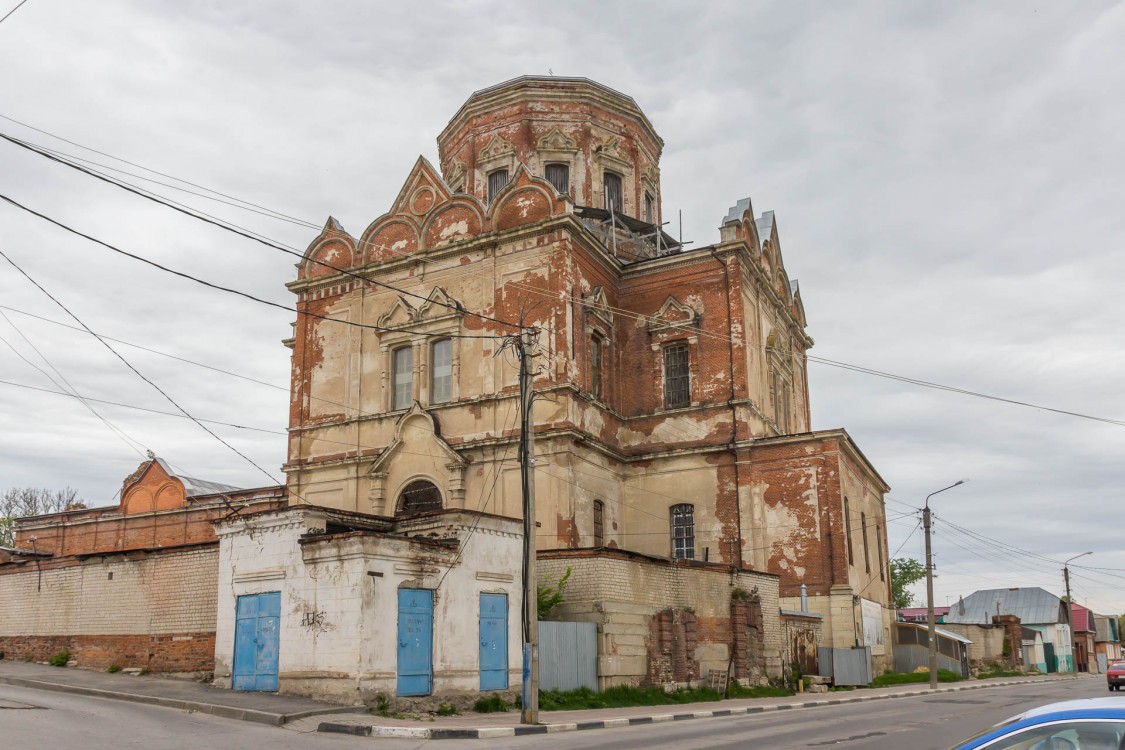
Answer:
0;547;218;671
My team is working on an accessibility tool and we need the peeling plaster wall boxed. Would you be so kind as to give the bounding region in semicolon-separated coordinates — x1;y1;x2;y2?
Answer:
213;508;522;703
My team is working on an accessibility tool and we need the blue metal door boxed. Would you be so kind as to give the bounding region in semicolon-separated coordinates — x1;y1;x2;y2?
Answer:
232;592;280;691
397;589;433;696
479;593;508;690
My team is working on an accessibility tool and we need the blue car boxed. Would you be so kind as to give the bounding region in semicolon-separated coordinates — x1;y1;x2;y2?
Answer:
952;698;1125;749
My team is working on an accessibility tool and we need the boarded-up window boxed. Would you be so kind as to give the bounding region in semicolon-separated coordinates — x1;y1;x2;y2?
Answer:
593;499;604;547
488;169;509;204
603;171;623;212
392;346;413;411
431;338;452;404
671;503;694;560
398;480;442;515
545;163;570;195
663;344;690;409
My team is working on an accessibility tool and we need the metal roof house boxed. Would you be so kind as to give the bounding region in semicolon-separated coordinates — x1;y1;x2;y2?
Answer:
944;587;1072;673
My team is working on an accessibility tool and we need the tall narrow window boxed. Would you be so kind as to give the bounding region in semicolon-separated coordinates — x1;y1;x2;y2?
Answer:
844;498;854;566
877;524;885;581
670;504;695;560
545;163;570;195
430;338;452;404
663;343;690;409
392;346;413;410
644;192;655;223
603;171;623;212
593;499;604;547
487;169;509;204
590;333;604;400
861;511;871;574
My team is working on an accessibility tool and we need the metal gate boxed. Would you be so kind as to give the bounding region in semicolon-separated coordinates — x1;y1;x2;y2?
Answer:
233;591;280;691
539;621;597;691
817;646;873;686
397;588;434;696
479;593;508;691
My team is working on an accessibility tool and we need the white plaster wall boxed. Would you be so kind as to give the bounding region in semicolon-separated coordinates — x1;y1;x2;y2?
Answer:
214;508;522;703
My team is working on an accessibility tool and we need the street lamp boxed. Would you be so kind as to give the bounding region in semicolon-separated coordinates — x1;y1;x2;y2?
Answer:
925;479;967;690
1063;551;1092;674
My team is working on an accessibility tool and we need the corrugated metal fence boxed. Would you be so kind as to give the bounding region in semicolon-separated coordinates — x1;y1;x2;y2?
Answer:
540;621;598;691
817;646;873;686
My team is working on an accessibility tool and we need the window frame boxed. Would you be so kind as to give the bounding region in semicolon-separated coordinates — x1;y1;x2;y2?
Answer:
593;499;604;547
397;479;443;516
545;162;570;195
487;168;510;204
844;497;855;567
670;503;695;560
662;343;690;409
644;191;655;223
430;337;453;405
603;171;624;213
391;345;414;411
861;511;871;574
590;332;604;401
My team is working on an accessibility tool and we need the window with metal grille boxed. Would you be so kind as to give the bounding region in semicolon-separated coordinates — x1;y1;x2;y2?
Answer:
487;169;509;204
430;338;452;404
663;344;690;409
397;480;442;515
545;163;569;195
593;499;604;547
603;171;623;212
392;346;413;410
591;333;603;400
670;503;695;560
644;192;654;223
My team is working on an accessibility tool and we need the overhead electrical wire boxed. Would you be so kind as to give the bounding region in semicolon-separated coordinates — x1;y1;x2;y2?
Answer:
0;131;522;332
0;247;280;485
0;0;28;26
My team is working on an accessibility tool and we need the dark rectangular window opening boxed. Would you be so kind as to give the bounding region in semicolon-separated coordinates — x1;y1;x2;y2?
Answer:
861;511;871;574
487;169;510;204
591;333;603;401
593;499;604;547
603;171;623;213
663;343;690;409
671;503;695;560
844;498;854;566
644;192;655;224
545;163;570;195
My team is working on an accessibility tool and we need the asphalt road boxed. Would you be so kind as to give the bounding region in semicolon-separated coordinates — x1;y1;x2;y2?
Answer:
0;676;1110;749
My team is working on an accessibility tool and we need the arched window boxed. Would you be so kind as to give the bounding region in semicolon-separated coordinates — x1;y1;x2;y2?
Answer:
670;503;695;560
397;480;442;516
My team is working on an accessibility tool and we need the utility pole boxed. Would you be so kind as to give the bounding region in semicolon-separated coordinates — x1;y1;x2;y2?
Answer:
517;326;539;725
1063;552;1092;674
924;480;966;690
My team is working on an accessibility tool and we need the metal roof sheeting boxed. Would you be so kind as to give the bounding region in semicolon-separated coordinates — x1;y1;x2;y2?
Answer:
943;587;1064;626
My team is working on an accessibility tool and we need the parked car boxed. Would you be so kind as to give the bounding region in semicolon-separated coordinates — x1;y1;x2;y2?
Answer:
1108;662;1125;692
950;698;1125;749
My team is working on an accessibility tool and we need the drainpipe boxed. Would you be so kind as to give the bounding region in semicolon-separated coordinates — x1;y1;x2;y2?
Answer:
801;583;808;613
711;248;744;569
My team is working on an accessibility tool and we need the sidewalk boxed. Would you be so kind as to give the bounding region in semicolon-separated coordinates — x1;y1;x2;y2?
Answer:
0;660;365;726
311;674;1085;740
0;659;1084;739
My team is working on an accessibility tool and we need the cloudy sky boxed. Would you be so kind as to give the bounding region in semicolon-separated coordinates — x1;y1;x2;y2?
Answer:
1;1;1123;613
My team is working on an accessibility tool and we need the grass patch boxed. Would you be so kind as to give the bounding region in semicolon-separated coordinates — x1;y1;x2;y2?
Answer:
977;667;1024;679
435;702;459;716
47;650;70;667
105;664;122;673
472;695;511;713
726;683;793;699
538;685;723;711
872;669;962;686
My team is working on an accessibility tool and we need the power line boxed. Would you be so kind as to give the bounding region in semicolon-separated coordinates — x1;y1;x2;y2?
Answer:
0;193;500;340
0;132;521;331
0;112;318;228
0;246;280;485
0;0;28;26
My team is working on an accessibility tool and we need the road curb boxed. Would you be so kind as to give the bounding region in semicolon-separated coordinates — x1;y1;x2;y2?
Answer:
316;675;1081;740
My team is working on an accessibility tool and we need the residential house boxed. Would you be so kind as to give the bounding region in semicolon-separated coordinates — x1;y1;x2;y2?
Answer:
1093;613;1123;671
943;588;1071;673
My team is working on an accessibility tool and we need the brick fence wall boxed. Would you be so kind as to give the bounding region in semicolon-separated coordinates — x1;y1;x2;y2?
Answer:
0;546;218;672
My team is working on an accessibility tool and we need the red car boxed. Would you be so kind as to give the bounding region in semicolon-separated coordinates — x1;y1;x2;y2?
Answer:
1108;662;1125;691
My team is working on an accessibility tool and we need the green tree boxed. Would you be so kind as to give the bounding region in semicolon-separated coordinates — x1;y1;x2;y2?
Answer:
537;566;572;620
1;487;80;546
889;557;927;610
